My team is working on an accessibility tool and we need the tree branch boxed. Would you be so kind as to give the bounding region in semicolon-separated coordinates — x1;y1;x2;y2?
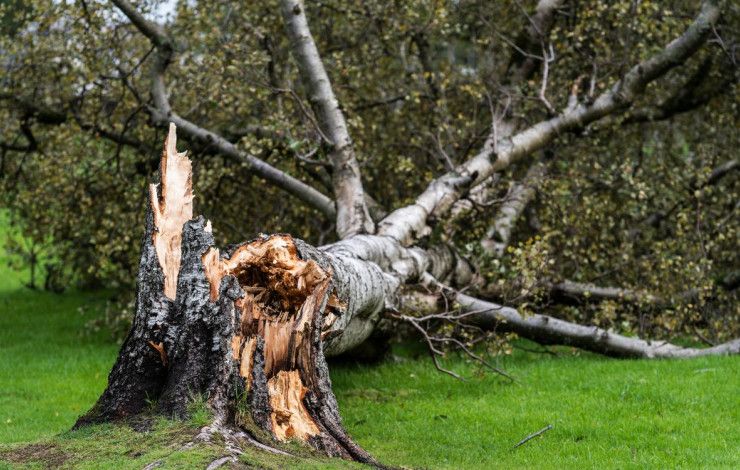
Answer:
0;93;154;156
280;0;373;237
615;55;733;125
480;161;548;256
506;0;565;84
110;0;172;50
111;0;336;218
163;114;336;218
377;1;721;245
448;0;564;226
452;289;740;359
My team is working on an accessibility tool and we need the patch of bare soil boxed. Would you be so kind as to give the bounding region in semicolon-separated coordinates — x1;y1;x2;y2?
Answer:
1;442;70;468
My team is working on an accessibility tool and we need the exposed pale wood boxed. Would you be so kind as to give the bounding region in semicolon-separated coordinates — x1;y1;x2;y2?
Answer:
239;337;256;388
202;233;354;450
150;123;193;300
268;370;320;441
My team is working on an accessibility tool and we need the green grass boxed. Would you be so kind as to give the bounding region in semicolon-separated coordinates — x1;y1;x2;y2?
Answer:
333;349;739;469
1;213;739;468
0;215;119;443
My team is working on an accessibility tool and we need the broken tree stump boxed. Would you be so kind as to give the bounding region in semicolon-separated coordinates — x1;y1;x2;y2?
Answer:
76;124;379;465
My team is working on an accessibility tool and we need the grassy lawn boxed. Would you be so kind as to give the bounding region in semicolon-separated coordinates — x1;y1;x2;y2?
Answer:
0;218;738;468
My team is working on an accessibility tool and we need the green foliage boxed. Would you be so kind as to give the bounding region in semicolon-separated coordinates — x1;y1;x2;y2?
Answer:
519;118;739;340
0;1;737;342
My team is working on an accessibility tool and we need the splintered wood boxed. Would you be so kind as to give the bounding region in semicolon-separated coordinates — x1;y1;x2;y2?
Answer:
150;123;193;300
268;370;320;441
203;235;338;442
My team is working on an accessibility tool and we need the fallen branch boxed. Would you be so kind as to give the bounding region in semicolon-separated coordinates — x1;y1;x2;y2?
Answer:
513;424;553;449
454;290;740;359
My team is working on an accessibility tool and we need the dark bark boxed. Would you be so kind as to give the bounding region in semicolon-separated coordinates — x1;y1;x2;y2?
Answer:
76;126;378;465
75;208;172;425
156;217;236;417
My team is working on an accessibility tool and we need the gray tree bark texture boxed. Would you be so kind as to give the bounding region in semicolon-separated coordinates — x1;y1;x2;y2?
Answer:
280;0;374;238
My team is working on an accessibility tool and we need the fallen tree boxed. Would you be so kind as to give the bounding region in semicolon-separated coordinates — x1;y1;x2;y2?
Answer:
82;112;738;467
25;0;734;465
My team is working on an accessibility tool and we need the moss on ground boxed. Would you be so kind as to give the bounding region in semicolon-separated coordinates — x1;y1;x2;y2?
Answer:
0;418;361;469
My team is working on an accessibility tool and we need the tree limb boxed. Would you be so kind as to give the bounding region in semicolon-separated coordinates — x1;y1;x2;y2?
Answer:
621;55;735;125
506;0;565;85
448;0;564;226
480;161;548;256
452;289;740;359
0;92;155;156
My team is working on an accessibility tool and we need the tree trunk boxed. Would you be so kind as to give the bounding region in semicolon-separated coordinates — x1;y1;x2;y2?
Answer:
76;125;381;465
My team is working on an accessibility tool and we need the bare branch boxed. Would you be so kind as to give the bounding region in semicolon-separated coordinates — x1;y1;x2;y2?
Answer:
452;290;740;359
538;43;556;115
110;0;172;50
403;273;739;359
389;310;514;382
280;0;373;237
506;0;566;84
513;425;553;449
448;0;563;224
